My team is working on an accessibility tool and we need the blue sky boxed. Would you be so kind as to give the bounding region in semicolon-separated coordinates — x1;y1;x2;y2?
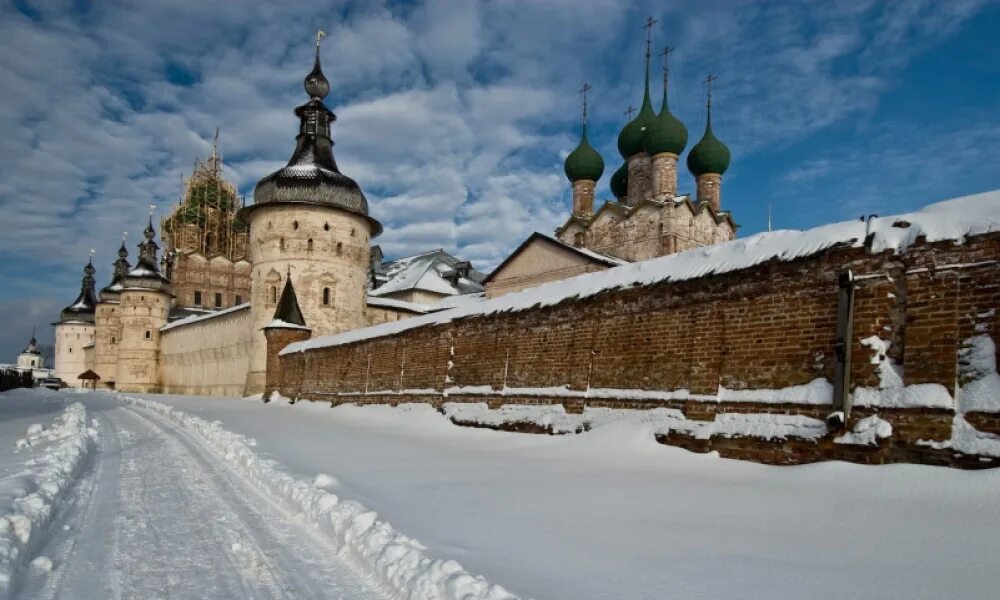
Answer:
1;0;998;360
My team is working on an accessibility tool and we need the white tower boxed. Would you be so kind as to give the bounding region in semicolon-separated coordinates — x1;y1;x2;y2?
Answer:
240;33;382;395
115;219;174;393
16;329;44;371
53;257;98;386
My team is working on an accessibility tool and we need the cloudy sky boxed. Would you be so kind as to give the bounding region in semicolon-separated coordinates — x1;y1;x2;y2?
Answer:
1;0;998;361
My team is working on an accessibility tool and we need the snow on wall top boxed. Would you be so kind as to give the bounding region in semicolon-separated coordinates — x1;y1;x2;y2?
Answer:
283;190;1000;355
161;303;250;332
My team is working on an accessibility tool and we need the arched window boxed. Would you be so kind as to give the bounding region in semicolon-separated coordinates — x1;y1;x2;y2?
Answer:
574;232;584;247
307;238;314;251
322;287;331;306
145;330;151;339
279;237;285;251
111;337;116;344
336;242;343;255
323;222;330;231
269;286;277;304
293;220;299;230
351;228;356;237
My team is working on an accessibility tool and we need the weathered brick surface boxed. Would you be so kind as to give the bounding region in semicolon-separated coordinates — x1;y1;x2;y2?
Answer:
277;233;1000;467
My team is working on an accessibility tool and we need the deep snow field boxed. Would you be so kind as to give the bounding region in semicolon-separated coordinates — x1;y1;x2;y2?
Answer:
143;393;1000;600
2;388;1000;600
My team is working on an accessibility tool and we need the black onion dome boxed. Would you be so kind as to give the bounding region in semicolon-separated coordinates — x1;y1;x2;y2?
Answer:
60;258;98;323
122;219;173;294
101;240;131;298
305;43;330;99
244;41;382;236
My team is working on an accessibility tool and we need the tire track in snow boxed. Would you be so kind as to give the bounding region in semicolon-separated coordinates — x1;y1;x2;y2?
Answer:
21;402;387;600
120;405;387;599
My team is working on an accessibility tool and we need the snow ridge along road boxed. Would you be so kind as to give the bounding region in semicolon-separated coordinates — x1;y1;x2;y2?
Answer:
0;402;96;599
122;395;520;600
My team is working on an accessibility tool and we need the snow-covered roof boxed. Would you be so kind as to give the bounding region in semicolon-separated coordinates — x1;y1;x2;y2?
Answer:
265;318;310;330
283;190;1000;355
370;249;485;298
161;303;250;332
366;296;430;314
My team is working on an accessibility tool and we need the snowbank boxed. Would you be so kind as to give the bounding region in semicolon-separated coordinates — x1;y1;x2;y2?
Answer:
0;403;97;598
958;334;1000;413
121;395;518;600
834;415;893;445
443;403;829;441
285;190;1000;355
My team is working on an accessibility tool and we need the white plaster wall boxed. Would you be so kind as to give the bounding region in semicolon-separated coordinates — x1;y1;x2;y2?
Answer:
160;306;252;397
53;322;94;387
93;301;122;388
245;204;372;394
116;289;171;393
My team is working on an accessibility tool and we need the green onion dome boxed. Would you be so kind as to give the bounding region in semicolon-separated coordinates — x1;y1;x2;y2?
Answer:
609;162;628;199
617;66;656;159
687;114;730;176
564;124;605;182
644;85;688;156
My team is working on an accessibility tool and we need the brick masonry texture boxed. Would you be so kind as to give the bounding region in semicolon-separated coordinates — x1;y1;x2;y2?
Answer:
274;232;1000;468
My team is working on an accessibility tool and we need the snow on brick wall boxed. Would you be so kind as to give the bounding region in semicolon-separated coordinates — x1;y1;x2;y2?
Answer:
271;196;1000;465
279;234;999;406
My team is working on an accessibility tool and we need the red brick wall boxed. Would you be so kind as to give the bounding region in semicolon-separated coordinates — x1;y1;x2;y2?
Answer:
276;233;1000;467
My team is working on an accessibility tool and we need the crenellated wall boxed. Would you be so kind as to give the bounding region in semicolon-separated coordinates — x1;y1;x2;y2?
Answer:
272;232;1000;468
160;305;252;396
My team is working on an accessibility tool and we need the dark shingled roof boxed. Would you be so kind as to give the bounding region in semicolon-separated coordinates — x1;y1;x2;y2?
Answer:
270;277;306;328
241;42;382;236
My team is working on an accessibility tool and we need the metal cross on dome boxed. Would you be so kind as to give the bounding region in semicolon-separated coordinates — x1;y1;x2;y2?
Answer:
578;82;592;123
624;105;636;120
316;29;326;46
705;73;718;106
643;16;658;58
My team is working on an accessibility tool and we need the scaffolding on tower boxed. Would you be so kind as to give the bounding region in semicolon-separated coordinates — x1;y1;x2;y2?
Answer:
160;130;248;264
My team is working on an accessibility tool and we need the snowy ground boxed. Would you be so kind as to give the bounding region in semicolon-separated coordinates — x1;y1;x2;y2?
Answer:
3;389;1000;599
144;394;1000;600
1;391;390;600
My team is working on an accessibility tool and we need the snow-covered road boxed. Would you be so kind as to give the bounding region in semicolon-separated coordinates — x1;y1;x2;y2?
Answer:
12;396;387;600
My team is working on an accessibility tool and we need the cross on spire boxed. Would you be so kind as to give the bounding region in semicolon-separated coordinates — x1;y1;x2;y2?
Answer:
624;105;636;120
642;16;658;59
661;46;675;90
704;73;718;108
578;82;592;123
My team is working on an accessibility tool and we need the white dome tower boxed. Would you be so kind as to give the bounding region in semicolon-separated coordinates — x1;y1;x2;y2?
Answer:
239;33;382;395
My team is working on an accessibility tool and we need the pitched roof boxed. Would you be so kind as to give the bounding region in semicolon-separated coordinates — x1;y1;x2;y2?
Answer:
270;277;307;328
369;249;485;297
482;232;626;284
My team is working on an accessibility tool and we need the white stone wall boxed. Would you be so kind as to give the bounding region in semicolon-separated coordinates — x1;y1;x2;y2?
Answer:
245;204;372;394
16;352;43;370
160;306;252;397
53;322;94;387
93;301;122;388
116;289;171;393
